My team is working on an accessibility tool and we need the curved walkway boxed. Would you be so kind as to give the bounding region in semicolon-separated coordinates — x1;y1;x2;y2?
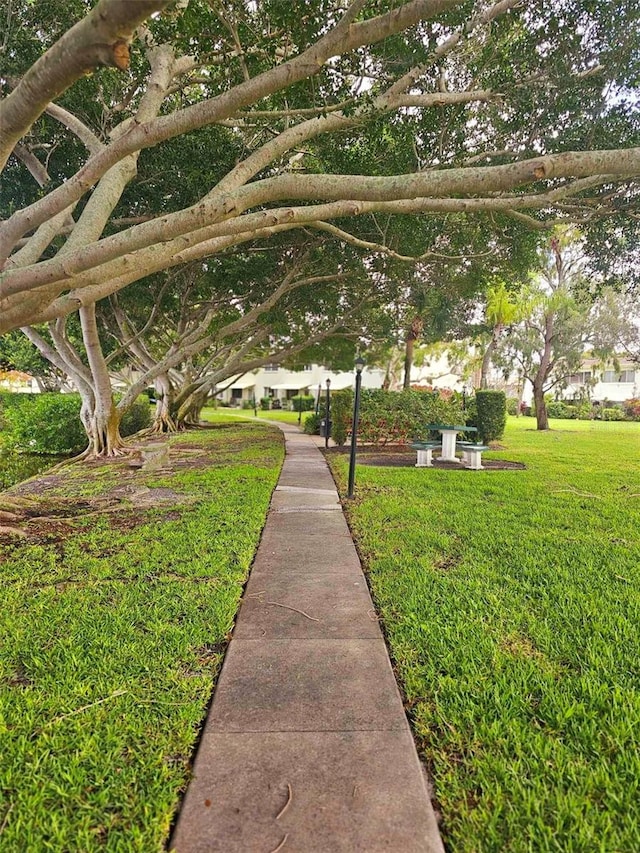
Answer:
170;423;444;852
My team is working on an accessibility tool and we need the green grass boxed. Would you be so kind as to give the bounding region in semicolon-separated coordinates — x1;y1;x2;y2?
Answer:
0;423;283;851
328;417;640;853
201;406;311;425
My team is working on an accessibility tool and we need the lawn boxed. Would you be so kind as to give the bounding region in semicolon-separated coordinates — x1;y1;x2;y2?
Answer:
0;422;283;851
201;406;312;426
328;417;640;853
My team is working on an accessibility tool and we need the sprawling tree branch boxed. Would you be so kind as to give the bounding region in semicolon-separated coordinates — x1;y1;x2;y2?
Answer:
0;0;460;259
0;0;172;169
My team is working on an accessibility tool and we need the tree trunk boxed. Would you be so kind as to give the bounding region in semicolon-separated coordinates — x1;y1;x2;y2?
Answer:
533;312;555;431
402;336;415;389
403;316;423;390
176;387;209;428
480;325;502;389
151;374;178;433
87;398;125;455
80;304;127;455
533;380;549;430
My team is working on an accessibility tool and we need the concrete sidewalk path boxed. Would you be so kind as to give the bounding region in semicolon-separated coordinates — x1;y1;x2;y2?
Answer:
170;424;444;853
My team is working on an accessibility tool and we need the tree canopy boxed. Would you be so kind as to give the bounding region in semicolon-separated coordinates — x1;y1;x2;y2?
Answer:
1;0;639;334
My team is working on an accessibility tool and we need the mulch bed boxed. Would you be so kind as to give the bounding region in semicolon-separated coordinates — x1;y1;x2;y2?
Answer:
326;445;525;470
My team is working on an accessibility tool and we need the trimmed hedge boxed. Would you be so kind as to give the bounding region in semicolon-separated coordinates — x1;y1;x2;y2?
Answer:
601;407;625;421
330;390;353;446
623;398;640;421
303;412;322;435
291;394;315;412
475;390;507;443
506;397;520;416
333;389;464;447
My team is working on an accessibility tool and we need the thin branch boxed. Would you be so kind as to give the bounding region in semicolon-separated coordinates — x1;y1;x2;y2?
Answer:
41;689;128;728
266;601;320;621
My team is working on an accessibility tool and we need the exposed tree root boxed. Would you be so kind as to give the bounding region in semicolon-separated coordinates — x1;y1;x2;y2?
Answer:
0;525;27;538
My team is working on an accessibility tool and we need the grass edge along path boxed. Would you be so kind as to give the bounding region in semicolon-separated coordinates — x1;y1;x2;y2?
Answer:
0;420;283;852
328;418;640;853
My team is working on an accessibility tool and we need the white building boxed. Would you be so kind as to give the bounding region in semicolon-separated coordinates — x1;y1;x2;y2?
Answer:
219;363;387;407
0;370;39;393
562;358;639;404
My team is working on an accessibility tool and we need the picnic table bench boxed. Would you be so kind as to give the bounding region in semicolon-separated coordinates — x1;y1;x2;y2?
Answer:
423;423;477;462
412;426;489;469
410;441;441;468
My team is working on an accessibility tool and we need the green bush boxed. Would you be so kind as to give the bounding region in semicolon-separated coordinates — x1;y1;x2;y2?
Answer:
4;392;87;455
303;412;322;434
547;401;571;419
506;396;520;416
260;397;271;410
475;390;507;443
120;395;152;435
622;398;640;421
601;407;625;421
0;391;32;436
291;394;315;412
355;389;464;446
330;390;353;446
464;396;478;430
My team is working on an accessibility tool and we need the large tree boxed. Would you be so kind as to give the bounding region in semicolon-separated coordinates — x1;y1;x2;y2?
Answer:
1;0;639;451
496;233;609;430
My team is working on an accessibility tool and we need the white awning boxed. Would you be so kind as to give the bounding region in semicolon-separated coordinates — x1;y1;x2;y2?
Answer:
326;376;355;390
228;374;257;388
268;382;312;391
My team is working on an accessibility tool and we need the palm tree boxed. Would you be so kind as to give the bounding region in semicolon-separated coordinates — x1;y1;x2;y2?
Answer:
480;281;519;388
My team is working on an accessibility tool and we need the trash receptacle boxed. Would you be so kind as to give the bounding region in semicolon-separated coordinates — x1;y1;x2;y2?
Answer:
320;418;332;437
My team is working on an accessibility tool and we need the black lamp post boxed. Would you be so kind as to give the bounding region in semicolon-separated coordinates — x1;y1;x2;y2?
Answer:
347;355;365;498
324;378;331;448
462;384;467;412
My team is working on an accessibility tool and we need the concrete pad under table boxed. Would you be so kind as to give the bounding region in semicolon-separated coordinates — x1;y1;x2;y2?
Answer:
169;730;443;853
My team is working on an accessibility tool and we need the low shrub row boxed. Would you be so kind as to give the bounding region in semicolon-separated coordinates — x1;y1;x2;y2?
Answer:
291;394;315;412
303;388;510;446
543;398;640;422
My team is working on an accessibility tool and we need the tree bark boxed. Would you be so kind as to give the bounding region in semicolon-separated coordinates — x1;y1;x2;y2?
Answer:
533;312;555;430
176;387;209;428
80;304;126;455
403;315;423;390
0;0;172;170
533;379;549;431
402;336;415;390
151;374;178;433
480;324;503;389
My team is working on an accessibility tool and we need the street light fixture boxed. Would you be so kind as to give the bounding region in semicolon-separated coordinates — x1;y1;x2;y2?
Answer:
347;356;365;498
